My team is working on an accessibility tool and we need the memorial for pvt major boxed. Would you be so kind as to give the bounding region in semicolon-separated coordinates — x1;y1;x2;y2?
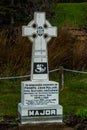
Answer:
18;12;63;124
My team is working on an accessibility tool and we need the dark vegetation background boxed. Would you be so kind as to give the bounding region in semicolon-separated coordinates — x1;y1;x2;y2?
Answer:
0;0;87;25
0;0;87;77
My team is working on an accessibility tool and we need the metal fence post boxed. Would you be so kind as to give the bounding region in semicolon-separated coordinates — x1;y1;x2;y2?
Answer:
59;66;64;90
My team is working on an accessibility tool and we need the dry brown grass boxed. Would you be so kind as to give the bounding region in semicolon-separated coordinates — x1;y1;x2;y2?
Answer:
0;26;32;76
48;28;87;70
0;26;87;76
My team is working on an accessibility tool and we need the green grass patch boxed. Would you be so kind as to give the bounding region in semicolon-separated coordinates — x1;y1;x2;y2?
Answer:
50;71;87;117
50;2;87;27
76;108;87;119
0;79;21;117
0;72;87;119
64;72;87;89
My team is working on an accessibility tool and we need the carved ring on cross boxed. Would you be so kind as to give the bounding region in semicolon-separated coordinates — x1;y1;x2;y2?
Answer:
26;20;52;42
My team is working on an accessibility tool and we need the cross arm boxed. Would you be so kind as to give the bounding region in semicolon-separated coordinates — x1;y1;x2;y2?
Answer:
44;27;57;37
22;26;36;37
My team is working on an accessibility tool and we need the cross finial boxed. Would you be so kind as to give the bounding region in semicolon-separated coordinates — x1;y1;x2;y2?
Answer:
22;12;57;43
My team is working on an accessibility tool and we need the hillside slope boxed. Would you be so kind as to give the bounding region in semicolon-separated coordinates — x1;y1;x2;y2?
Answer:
51;2;87;28
48;27;87;70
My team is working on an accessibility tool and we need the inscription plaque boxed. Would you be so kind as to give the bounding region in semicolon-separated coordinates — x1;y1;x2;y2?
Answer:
21;81;58;107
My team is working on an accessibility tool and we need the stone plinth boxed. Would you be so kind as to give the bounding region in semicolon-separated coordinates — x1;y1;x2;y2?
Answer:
18;81;62;124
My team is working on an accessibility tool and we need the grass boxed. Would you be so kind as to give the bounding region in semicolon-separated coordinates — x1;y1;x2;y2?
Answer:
0;72;87;120
76;108;87;119
0;79;21;117
50;71;87;118
62;72;87;117
50;2;87;27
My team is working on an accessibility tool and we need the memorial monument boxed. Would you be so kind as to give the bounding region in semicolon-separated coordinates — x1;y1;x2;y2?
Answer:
18;12;63;124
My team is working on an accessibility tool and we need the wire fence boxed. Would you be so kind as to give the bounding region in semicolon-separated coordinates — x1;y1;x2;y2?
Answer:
0;74;30;80
64;68;87;74
0;66;87;91
0;67;87;80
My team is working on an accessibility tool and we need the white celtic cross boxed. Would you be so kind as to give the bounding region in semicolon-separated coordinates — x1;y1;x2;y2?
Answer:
22;12;57;81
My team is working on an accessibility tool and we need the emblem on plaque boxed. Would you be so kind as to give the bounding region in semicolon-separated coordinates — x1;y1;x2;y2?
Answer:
33;63;47;74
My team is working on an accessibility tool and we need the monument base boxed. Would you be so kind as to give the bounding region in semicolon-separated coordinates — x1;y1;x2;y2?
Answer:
18;103;63;124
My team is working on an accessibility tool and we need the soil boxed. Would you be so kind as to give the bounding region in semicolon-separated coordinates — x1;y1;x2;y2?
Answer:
0;114;87;130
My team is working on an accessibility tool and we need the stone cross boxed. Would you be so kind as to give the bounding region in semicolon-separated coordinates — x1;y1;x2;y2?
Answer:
22;12;57;81
18;12;63;124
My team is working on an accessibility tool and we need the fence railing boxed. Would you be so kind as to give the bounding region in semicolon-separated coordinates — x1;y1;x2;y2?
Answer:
0;66;87;90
